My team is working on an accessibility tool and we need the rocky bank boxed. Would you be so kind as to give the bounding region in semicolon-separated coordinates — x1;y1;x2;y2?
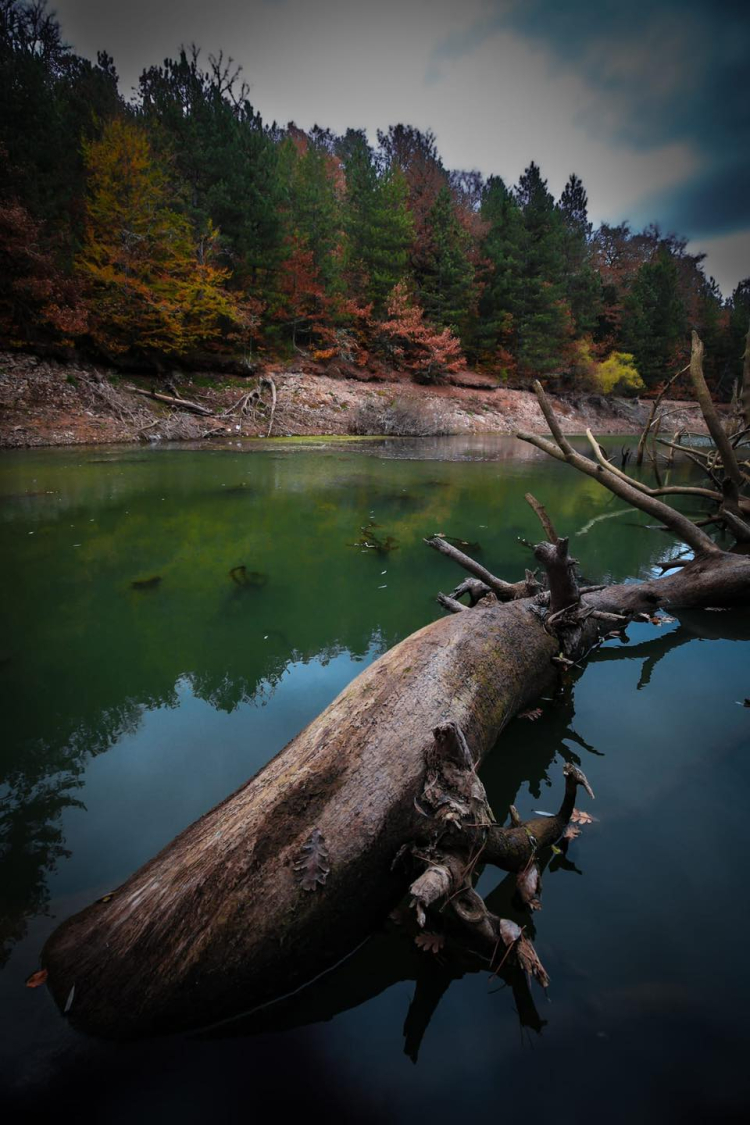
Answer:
0;351;711;449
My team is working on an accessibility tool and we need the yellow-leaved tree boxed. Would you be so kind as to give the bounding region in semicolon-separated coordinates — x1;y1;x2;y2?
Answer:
77;118;247;360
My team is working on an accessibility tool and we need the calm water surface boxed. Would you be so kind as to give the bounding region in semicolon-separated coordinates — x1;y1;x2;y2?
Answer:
1;435;749;1122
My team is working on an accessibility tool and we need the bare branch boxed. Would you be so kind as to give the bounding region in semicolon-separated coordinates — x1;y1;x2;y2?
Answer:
425;537;531;600
635;364;688;465
518;382;721;556
449;577;492;605
690;331;744;491
525;492;559;543
533;537;579;612
741;322;750;430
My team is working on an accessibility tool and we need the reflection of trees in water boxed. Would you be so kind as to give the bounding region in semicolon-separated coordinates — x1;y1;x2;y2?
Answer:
1;448;736;983
0;693;145;964
0;773;82;967
0;629;389;963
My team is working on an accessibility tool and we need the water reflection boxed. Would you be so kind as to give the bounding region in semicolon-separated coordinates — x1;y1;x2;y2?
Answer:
0;443;737;966
2;440;750;1121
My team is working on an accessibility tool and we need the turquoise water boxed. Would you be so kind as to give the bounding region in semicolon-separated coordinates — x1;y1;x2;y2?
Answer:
0;437;749;1122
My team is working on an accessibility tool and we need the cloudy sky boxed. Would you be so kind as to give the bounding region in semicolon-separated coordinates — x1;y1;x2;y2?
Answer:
53;0;749;295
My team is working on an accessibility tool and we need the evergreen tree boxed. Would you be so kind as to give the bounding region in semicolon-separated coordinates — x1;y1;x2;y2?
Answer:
138;48;282;291
623;245;687;387
514;162;571;375
0;1;121;233
339;130;412;315
273;131;344;347
376;124;446;277
726;279;750;390
473;176;524;371
281;133;342;292
418;184;474;336
558;173;601;338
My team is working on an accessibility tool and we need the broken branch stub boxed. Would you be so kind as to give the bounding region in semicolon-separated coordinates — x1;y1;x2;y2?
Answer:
533;536;579;613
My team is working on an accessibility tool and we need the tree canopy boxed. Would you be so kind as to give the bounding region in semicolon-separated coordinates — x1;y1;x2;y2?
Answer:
0;0;746;391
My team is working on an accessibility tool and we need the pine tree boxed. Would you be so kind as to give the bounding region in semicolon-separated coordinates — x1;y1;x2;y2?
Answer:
558;173;601;338
0;2;121;233
418;184;474;337
272;131;345;348
138;48;282;292
726;279;750;390
339;130;413;314
623;245;687;387
473;176;524;373
376;125;446;277
514;162;571;376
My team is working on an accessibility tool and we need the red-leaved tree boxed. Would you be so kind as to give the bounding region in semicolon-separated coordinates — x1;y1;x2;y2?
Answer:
373;281;465;383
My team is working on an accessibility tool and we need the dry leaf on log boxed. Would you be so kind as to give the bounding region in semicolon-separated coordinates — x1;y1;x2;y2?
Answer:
516;862;542;910
518;708;543;722
25;969;48;989
570;808;595;825
517;933;550;989
414;932;445;954
294;828;330;891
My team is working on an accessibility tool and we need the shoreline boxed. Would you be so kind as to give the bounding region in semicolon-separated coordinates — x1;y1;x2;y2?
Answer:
0;351;711;450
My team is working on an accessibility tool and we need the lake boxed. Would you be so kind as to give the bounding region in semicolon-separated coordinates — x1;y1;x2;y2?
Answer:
1;435;749;1123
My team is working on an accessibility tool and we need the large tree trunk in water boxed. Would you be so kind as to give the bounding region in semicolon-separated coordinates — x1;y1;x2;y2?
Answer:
42;598;560;1037
42;341;750;1038
41;551;750;1038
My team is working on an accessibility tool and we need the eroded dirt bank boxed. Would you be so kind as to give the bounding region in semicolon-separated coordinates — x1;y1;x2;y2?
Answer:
0;351;711;449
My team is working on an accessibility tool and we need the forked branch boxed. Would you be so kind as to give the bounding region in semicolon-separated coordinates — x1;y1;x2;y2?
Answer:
517;382;721;556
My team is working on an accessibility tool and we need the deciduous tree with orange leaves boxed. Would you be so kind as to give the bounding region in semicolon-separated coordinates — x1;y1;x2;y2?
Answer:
76;117;246;361
374;281;465;383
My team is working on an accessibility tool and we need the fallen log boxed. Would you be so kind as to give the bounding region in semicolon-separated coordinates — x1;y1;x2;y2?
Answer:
41;340;750;1039
126;386;214;417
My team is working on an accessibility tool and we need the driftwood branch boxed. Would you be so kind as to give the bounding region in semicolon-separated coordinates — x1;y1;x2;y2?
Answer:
533;537;579;612
449;577;492;605
742;322;750;430
263;375;277;438
689;332;744;490
525;492;559;542
518;382;720;555
635;364;687;466
425;536;533;600
126;386;214;417
437;592;467;614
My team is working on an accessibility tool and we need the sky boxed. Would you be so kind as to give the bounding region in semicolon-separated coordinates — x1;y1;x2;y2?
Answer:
52;0;750;296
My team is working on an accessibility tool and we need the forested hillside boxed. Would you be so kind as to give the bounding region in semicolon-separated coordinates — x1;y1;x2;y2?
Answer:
1;0;748;393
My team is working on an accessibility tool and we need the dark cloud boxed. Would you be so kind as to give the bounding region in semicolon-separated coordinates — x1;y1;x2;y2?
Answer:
437;0;750;239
